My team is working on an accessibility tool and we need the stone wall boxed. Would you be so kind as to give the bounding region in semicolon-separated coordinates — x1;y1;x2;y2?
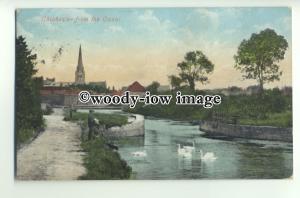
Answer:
41;94;64;106
80;114;145;140
199;120;292;142
43;94;107;107
106;114;145;137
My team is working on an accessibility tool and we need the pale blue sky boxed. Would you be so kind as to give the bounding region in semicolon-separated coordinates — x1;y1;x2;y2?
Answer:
16;8;292;89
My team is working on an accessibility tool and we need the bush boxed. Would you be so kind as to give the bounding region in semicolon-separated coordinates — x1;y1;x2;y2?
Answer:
64;111;128;128
239;111;292;128
15;36;44;145
17;128;35;144
79;138;132;180
42;105;53;115
125;89;292;128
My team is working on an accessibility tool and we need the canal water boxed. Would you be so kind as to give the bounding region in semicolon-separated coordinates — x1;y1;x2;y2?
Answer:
117;118;292;179
86;109;293;179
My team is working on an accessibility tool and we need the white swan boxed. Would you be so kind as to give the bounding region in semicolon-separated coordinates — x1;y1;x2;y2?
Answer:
177;144;192;158
183;140;196;152
200;150;217;161
177;144;185;154
131;151;147;157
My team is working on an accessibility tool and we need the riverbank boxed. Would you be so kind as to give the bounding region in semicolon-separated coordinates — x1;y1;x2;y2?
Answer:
79;138;132;180
63;110;128;128
63;110;133;179
125;90;292;128
117;118;293;179
108;114;145;137
200;120;292;142
64;110;145;138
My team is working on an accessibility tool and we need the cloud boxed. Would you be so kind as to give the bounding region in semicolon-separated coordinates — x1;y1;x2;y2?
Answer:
253;15;291;42
253;22;290;41
254;23;275;31
137;10;173;34
18;8;291;89
16;22;33;38
280;15;291;32
193;8;220;30
105;25;124;33
138;10;160;25
28;15;58;32
220;8;242;18
224;29;237;35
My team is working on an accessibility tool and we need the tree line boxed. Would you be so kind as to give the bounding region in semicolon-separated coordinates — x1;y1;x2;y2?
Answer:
168;28;288;93
15;36;44;145
15;28;289;143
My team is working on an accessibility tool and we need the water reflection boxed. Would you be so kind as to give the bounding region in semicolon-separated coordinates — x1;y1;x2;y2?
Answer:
116;118;292;179
82;109;292;179
235;142;292;179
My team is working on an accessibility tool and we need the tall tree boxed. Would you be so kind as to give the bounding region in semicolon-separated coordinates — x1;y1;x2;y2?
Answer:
177;51;214;91
234;28;288;93
168;75;183;90
146;81;160;94
15;36;43;144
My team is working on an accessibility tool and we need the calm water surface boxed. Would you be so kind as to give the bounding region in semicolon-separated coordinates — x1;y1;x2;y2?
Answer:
117;119;292;179
82;109;293;179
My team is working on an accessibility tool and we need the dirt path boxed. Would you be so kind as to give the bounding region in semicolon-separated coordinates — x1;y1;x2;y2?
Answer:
16;108;86;180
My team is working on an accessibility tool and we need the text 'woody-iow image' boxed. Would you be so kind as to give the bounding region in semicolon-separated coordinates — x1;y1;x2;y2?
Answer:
15;8;292;180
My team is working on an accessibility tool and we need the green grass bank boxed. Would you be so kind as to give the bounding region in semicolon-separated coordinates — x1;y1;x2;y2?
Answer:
63;110;132;180
126;89;292;128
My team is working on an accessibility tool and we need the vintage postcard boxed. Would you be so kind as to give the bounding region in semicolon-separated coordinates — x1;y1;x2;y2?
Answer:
15;8;292;180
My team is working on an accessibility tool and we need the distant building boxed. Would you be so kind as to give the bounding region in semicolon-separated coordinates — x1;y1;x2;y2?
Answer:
43;79;73;87
40;86;99;106
75;45;85;84
126;81;146;96
89;81;107;89
157;85;170;93
40;87;69;106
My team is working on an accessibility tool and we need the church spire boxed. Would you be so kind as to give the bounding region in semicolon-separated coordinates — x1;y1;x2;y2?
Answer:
77;44;83;69
75;44;85;84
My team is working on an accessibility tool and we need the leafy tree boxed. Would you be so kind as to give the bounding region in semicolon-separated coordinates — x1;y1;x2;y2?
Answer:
15;36;43;144
168;75;183;90
177;51;214;91
146;81;160;94
234;28;288;93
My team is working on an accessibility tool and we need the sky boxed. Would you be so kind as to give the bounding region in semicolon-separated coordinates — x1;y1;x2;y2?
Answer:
16;8;292;89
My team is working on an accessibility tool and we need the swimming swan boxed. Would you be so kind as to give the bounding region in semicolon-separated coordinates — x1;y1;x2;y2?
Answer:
200;150;217;161
177;144;192;158
183;140;196;152
131;151;147;157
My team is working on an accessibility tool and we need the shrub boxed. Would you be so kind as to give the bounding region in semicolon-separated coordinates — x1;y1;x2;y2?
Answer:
79;138;132;180
64;111;128;128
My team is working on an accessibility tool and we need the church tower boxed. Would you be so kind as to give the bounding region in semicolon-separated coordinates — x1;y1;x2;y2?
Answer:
75;45;85;84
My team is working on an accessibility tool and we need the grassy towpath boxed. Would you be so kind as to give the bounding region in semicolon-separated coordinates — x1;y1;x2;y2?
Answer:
16;108;86;180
